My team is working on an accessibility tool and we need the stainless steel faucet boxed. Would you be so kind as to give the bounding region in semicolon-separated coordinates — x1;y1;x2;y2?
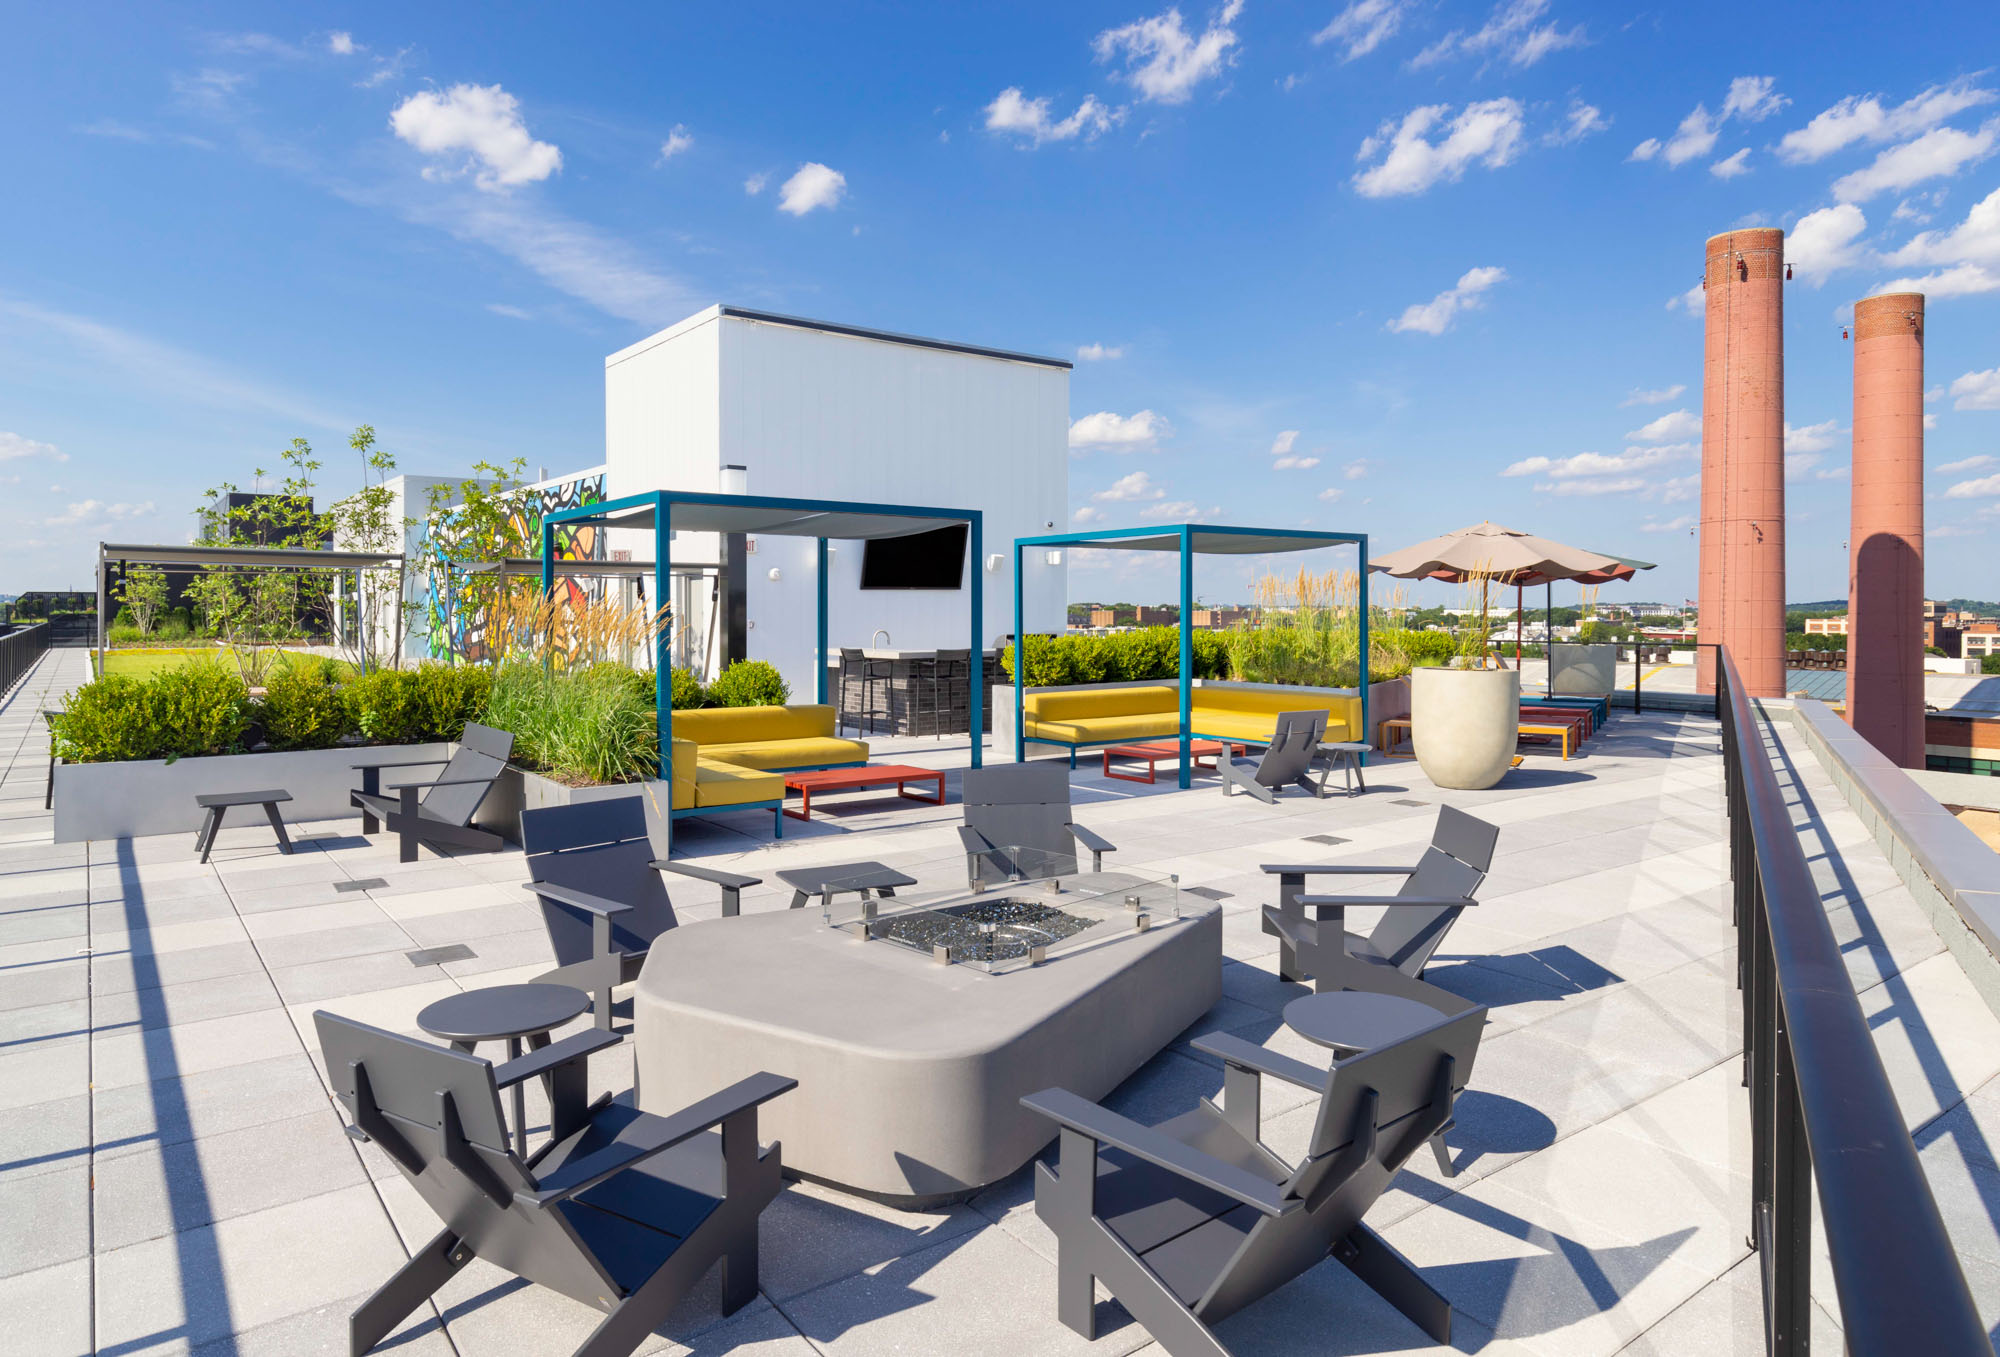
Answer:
871;628;892;648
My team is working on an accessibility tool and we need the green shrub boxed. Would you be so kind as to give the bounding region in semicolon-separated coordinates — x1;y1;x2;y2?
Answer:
149;660;256;757
1396;629;1459;668
484;660;658;784
343;669;423;744
1984;655;2000;676
1003;627;1232;686
670;666;705;710
410;663;493;743
50;675;162;762
260;658;351;751
706;659;790;707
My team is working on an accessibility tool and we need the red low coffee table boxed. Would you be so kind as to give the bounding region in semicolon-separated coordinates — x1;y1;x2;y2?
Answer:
782;764;947;821
1102;739;1248;784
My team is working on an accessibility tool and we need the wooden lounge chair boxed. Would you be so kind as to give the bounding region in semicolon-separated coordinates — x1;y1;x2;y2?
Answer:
1261;806;1500;998
1218;709;1329;804
315;1010;794;1357
958;761;1116;888
1022;1001;1487;1354
350;722;513;863
522;799;761;1030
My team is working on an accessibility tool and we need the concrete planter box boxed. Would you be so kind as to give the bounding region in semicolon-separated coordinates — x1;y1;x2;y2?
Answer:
474;767;669;855
1550;643;1619;698
1411;665;1521;790
54;742;455;844
991;676;1397;752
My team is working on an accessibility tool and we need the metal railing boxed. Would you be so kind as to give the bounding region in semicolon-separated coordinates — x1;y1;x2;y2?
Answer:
0;622;49;696
1717;646;1991;1354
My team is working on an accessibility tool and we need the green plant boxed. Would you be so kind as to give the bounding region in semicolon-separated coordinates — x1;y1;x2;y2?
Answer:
410;662;493;742
115;564;170;635
57;661;259;762
1001;627;1234;686
670;666;705;710
706;659;790;707
1984;655;2000;676
484;661;658;784
260;658;351;751
50;676;163;763
342;669;423;744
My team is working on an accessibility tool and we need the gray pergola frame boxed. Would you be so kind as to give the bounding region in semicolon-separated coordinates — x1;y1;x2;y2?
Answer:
95;541;406;676
542;490;986;772
1010;524;1370;789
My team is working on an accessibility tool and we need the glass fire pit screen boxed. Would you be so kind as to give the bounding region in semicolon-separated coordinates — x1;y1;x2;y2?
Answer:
817;847;1182;974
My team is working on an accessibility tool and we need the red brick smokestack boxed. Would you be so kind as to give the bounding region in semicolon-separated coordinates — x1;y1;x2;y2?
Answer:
1698;228;1787;696
1847;293;1926;766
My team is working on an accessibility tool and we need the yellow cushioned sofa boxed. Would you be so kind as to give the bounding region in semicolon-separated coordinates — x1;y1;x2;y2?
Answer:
665;705;870;835
1021;684;1362;765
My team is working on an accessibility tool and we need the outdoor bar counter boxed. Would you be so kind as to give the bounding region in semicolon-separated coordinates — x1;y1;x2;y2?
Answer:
822;647;1004;736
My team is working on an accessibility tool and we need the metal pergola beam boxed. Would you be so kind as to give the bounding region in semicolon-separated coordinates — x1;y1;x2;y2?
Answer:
543;491;987;825
1010;523;1371;790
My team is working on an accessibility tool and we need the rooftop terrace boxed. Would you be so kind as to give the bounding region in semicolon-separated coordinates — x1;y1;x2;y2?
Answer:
7;644;2000;1355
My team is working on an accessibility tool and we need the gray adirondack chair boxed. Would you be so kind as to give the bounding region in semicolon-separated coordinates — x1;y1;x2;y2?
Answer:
1218;710;1329;804
350;722;514;863
1022;1001;1487;1354
522;799;760;1030
315;1011;794;1357
959;761;1116;889
1261;806;1500;998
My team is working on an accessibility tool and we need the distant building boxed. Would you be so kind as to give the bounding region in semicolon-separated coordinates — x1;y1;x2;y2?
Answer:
1193;607;1252;629
1135;605;1179;626
1804;616;1850;636
1964;623;2000;660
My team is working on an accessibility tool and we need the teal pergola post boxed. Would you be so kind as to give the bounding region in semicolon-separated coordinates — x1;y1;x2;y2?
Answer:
1013;541;1025;763
656;510;671;776
540;523;557;677
1178;525;1194;790
969;512;984;769
1358;532;1370;767
815;537;829;705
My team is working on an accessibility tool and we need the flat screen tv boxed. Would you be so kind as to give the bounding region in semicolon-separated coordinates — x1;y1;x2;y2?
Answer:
860;523;968;590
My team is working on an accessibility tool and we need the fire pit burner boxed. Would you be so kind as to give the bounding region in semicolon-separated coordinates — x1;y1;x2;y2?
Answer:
874;898;1096;966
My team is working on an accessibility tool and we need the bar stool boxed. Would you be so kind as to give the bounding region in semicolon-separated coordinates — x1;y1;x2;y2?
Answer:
839;647;893;737
913;648;971;739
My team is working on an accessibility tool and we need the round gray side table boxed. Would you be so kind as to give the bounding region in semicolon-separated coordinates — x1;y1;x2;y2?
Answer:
418;983;591;1155
1283;990;1441;1057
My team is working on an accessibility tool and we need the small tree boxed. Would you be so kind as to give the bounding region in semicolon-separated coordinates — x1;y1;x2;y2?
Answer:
420;458;532;660
325;425;408;672
114;564;169;636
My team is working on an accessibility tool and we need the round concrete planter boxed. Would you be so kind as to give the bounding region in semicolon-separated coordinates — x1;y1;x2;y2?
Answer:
1550;643;1618;698
1410;665;1520;790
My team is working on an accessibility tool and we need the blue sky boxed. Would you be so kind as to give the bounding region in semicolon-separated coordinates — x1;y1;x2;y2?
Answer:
5;2;2000;607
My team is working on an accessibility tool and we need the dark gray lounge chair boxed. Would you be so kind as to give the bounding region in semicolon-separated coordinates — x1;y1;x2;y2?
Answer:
959;761;1116;888
522;800;760;1030
351;722;514;863
1022;1001;1487;1354
1218;710;1329;804
314;1010;794;1357
1261;806;1500;998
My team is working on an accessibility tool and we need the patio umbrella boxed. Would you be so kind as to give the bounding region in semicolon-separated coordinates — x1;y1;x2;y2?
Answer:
1370;522;1655;666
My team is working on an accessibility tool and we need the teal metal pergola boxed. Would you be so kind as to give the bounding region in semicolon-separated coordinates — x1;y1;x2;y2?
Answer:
543;490;986;775
1011;523;1370;789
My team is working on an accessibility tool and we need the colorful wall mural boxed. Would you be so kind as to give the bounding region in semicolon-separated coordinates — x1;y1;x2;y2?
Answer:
418;471;607;663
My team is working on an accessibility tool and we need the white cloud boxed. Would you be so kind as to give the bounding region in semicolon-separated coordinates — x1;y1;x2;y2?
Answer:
52;499;153;526
1627;409;1700;442
1785;419;1842;453
1093;470;1166;502
1629;138;1661;162
1314;0;1407;59
390;85;562;192
1641;515;1695;533
1272;429;1320;469
1548;101;1607;145
1938;454;1996;473
1274;454;1321;469
1318;487;1345;502
1882;184;2000;284
1709;148;1752;179
1832;121;1997;203
1093;1;1244;106
1928;523;1981;537
1622;384;1686;406
1076;343;1126;361
1942;473;2000;499
1657;473;1700;503
1070;409;1169;451
1504;445;1689;479
985;89;1120;146
1354;100;1524;197
1139;499;1219;521
1270;430;1299;455
328;31;359;56
1343;458;1371;479
0;432;67;463
659;124;693;160
1787;203;1868;284
1663;105;1719;166
1387;265;1507;334
743;172;769;196
1874;263;2000;298
211;32;302;58
1073;505;1105;523
1784;450;1822;479
1778;79;1997;164
1667;281;1705;314
485;303;531;319
1952;367;2000;410
1925;413;1938;430
1538;478;1647;497
777;162;846;215
1722;76;1787;123
1411;0;1583;69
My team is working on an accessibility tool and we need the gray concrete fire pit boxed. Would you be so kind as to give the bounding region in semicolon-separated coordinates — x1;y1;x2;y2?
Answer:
632;859;1221;1205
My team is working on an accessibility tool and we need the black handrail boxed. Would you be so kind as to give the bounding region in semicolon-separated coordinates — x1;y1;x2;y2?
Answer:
1717;645;1991;1355
0;622;49;696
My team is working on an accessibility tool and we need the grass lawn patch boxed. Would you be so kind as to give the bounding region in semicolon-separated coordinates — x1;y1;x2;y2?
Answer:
96;647;356;680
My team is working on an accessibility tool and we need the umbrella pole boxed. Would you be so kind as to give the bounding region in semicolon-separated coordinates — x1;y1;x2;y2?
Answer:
1515;583;1522;670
